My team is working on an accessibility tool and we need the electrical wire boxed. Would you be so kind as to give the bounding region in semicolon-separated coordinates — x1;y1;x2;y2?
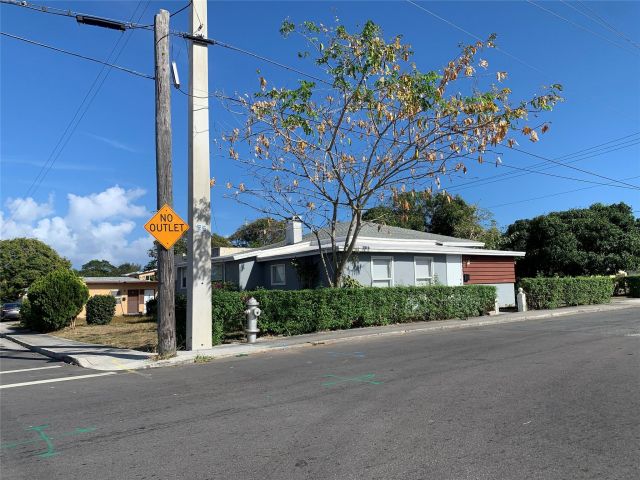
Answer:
526;0;639;56
0;31;154;79
0;0;153;31
576;0;640;50
405;0;550;79
23;2;151;197
179;33;333;86
486;175;640;209
448;137;640;193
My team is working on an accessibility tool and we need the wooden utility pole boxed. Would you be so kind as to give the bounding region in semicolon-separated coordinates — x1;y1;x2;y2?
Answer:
187;0;212;350
154;9;176;356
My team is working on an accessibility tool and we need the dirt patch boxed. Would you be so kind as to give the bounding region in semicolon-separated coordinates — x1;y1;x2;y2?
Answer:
54;315;157;352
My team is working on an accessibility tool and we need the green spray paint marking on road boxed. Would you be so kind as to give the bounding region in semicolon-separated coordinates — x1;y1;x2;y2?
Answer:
322;374;382;386
0;425;96;458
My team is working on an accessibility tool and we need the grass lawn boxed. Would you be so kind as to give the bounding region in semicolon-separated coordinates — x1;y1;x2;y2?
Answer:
54;315;158;352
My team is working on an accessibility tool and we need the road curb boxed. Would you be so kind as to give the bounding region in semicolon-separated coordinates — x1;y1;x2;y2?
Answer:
2;301;638;370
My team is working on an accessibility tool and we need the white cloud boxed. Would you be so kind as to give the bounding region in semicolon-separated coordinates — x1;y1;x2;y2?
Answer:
1;186;154;268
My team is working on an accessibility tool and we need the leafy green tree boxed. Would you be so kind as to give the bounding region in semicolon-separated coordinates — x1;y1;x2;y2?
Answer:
224;20;560;285
78;260;141;277
22;269;89;332
144;238;188;271
502;203;640;277
0;238;71;302
229;218;286;248
114;263;142;275
78;259;116;277
363;191;503;247
211;233;233;247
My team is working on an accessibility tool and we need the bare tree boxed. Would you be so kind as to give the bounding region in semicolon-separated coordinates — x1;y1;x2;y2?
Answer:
222;20;562;286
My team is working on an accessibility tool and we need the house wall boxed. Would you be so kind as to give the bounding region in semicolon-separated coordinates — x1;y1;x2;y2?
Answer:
343;252;449;286
259;259;301;290
79;283;157;317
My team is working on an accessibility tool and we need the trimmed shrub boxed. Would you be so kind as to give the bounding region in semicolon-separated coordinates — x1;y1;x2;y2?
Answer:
146;297;158;320
86;295;116;325
23;269;89;332
627;276;640;298
519;276;614;310
210;285;496;341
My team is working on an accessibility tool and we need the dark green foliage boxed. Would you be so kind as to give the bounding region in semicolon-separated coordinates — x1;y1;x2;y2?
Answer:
626;276;640;298
210;285;496;341
503;203;640;278
229;217;286;248
146;298;157;319
363;192;502;247
86;295;116;325
23;269;89;332
0;238;71;302
210;233;233;247
519;277;614;310
78;260;142;277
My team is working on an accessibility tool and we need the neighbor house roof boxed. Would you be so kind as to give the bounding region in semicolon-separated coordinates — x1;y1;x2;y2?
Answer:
83;277;157;284
204;221;524;263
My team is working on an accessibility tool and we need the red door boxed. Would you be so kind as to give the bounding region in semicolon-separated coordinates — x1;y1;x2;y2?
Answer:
127;289;139;314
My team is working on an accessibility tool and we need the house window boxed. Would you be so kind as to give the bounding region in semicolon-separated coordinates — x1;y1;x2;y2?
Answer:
177;267;187;288
271;264;286;286
371;256;393;287
212;264;224;282
414;256;434;286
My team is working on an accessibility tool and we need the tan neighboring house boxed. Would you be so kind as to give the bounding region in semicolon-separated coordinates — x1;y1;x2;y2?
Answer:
80;277;158;317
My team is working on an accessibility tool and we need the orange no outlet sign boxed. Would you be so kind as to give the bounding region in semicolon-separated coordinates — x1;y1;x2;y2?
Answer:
144;204;189;249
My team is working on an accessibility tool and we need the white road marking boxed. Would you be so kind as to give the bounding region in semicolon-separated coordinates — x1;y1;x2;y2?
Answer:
0;365;63;375
0;372;116;389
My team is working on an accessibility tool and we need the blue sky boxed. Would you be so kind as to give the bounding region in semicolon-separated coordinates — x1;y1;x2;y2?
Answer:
1;0;639;267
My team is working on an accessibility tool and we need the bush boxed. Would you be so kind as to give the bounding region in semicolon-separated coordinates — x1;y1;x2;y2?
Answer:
519;276;614;310
146;297;157;320
627;276;640;298
23;269;89;332
209;285;496;340
86;295;116;325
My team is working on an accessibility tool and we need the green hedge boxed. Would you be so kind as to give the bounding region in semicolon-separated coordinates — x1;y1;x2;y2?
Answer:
206;285;496;343
627;276;640;298
86;295;116;325
519;276;614;310
23;269;89;332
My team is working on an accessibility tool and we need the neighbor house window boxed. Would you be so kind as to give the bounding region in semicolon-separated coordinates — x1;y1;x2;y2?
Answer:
371;256;393;287
414;256;434;286
177;267;187;288
212;264;224;282
271;264;286;286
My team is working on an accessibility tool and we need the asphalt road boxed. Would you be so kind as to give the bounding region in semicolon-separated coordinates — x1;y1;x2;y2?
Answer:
1;308;639;480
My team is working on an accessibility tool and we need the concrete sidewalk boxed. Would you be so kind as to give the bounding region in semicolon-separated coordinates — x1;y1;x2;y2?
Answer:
2;298;638;371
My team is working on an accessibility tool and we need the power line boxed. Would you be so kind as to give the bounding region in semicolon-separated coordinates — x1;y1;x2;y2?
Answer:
526;0;639;56
0;32;154;79
575;0;640;50
405;0;550;79
448;134;640;192
486;175;640;209
23;2;151;197
179;33;333;86
0;0;153;31
508;145;640;189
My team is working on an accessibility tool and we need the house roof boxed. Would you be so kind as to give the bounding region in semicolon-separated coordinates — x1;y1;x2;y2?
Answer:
227;221;483;255
202;221;524;263
83;277;157;284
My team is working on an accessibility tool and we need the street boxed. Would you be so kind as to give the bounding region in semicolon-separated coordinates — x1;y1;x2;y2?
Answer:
1;308;639;480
